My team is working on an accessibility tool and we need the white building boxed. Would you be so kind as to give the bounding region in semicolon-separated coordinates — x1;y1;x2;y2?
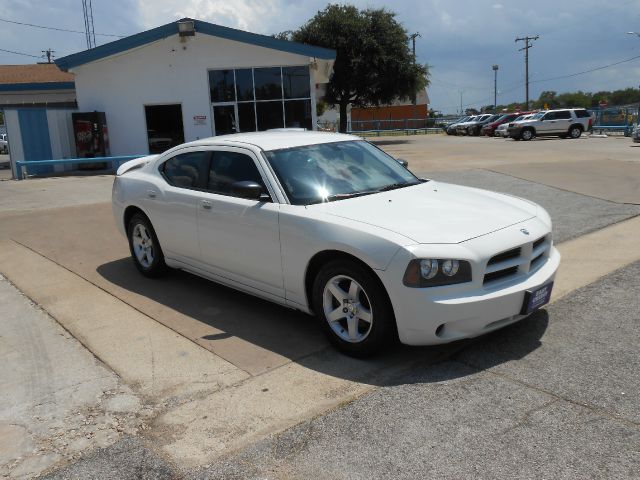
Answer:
55;18;335;157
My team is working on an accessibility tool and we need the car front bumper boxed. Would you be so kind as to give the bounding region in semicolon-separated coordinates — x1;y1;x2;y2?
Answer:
378;218;560;345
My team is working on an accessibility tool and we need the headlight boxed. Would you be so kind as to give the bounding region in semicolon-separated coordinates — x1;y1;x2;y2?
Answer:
403;259;472;288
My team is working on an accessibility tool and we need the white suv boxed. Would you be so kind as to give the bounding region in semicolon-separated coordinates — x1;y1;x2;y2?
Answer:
508;109;593;141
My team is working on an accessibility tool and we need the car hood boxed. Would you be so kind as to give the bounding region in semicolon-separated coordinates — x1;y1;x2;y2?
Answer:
309;181;537;244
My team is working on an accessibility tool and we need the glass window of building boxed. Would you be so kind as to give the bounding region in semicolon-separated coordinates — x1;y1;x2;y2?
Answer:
209;70;235;102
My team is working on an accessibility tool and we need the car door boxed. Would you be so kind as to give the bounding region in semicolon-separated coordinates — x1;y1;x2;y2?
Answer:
537;112;556;134
194;147;284;298
552;110;572;132
143;149;210;263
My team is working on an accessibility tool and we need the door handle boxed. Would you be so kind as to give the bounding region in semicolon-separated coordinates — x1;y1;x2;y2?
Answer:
201;200;212;210
147;190;157;198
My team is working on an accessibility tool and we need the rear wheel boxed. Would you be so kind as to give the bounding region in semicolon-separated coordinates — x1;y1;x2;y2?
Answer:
127;213;166;277
568;125;582;139
312;259;396;357
520;128;534;141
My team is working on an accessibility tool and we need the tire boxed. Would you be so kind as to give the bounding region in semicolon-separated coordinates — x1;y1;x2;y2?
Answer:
311;259;396;357
568;125;582;139
127;212;166;277
520;128;534;141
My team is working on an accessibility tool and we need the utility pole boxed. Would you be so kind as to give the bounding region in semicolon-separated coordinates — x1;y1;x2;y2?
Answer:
409;32;421;124
515;35;539;109
41;49;55;63
459;89;464;115
492;64;499;112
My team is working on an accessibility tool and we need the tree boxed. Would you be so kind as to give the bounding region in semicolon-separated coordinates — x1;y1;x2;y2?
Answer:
292;4;429;132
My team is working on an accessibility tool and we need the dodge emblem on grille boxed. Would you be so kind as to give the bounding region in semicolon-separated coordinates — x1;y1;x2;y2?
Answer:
520;228;530;235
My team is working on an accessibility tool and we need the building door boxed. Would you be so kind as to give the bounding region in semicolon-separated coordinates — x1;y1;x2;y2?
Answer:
212;104;238;136
18;108;53;174
144;104;185;154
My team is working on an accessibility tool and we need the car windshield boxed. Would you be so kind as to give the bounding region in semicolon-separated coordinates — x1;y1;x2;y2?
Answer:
531;112;545;119
264;140;421;205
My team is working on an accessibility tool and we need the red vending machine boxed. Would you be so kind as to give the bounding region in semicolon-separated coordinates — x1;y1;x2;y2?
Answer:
72;111;110;169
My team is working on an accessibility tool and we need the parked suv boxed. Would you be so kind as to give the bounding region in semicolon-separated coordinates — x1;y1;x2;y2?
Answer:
508;108;592;141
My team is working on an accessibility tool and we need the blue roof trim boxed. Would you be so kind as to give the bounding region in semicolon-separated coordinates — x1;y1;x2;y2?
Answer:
56;19;335;71
0;81;75;92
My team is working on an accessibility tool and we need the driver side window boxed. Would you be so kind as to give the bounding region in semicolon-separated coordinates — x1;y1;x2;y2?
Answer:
207;151;266;196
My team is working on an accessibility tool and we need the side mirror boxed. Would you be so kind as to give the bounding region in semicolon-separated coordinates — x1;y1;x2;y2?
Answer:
230;181;267;201
396;158;409;168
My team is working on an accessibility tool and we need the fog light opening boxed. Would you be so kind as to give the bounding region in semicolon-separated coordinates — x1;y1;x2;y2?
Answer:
435;323;445;337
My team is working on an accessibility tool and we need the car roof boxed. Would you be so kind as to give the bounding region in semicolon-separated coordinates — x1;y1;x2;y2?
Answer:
174;131;361;152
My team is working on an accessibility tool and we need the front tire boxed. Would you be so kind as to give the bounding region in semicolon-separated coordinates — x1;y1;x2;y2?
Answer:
520;128;534;141
127;213;166;277
312;259;396;357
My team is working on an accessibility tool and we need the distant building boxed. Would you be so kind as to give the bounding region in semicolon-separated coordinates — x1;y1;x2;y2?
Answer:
316;87;430;130
55;18;335;157
0;64;77;176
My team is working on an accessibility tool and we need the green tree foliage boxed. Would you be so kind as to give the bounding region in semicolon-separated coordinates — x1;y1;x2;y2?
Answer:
532;87;640;109
292;4;429;132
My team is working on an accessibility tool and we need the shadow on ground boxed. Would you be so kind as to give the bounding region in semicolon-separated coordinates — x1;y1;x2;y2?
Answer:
97;257;548;386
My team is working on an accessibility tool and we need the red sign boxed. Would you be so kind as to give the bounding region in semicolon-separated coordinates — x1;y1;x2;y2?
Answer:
599;100;608;108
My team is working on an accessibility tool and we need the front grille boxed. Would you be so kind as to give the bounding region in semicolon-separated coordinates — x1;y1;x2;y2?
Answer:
488;247;521;265
483;234;551;286
530;252;545;269
532;236;546;250
484;266;519;284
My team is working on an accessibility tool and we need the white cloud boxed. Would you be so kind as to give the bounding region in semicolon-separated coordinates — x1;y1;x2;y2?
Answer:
136;0;283;32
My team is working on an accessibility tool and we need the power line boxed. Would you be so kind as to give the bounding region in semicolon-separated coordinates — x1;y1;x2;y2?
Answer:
530;54;640;84
0;47;43;59
0;16;124;38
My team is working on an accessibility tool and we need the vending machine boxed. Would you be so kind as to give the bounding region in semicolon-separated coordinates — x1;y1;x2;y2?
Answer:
72;111;110;169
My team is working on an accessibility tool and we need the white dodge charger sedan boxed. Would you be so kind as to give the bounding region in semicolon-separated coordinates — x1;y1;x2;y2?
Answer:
112;131;560;356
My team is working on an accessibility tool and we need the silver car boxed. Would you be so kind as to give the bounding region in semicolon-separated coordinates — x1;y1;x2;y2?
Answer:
632;124;640;143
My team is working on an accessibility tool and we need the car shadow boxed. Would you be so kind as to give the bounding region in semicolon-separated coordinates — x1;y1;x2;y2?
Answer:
97;258;549;386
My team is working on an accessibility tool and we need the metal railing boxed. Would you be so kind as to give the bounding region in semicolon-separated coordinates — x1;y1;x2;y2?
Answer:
347;118;445;136
15;155;143;180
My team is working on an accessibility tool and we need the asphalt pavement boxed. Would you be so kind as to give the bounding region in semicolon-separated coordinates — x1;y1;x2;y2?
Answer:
426;169;640;243
196;261;640;479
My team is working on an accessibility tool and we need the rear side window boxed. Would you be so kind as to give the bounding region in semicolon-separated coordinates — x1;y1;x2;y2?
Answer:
207;151;266;196
555;110;571;119
161;151;210;189
575;109;591;118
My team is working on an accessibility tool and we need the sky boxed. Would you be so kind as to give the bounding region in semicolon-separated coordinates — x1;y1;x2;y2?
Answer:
2;0;640;113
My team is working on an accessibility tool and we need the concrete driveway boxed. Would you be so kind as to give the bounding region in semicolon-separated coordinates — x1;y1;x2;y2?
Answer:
1;135;639;478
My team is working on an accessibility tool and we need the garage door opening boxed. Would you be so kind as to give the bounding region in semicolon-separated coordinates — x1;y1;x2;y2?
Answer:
144;104;185;154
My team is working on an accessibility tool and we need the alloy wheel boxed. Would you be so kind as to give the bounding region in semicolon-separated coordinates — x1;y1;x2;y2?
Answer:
131;223;155;268
322;275;373;343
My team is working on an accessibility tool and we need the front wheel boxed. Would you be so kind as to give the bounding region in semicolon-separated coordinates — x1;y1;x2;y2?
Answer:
127;213;166;277
520;129;534;141
312;260;396;357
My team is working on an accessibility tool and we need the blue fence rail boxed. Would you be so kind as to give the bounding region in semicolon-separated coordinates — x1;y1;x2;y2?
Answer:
15;155;143;180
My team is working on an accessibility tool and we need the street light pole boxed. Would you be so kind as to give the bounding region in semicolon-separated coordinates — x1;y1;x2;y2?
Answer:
492;65;499;112
409;32;421;124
